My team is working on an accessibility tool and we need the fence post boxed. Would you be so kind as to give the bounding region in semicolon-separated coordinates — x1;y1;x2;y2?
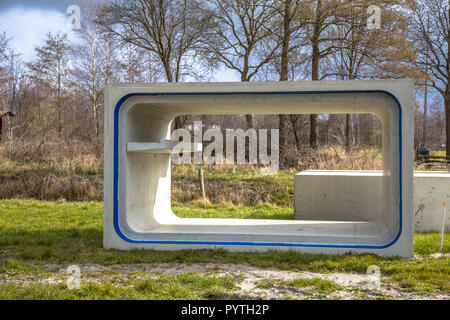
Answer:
440;202;447;251
198;168;206;202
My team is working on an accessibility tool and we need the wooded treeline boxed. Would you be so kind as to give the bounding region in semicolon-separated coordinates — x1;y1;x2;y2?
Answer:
0;0;448;166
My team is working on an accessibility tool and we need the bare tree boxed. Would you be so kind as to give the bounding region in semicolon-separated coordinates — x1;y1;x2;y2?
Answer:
276;0;305;160
0;28;8;65
28;32;71;137
279;0;294;158
1;50;26;143
324;1;385;152
99;0;209;82
301;0;344;148
71;0;116;138
408;0;450;155
318;0;415;151
99;0;210;128
5;49;22;115
71;0;133;138
199;0;280;130
0;28;10;109
118;42;149;83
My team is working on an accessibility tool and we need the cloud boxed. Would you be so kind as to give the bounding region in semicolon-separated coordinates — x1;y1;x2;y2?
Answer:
0;0;78;12
214;68;240;82
0;6;79;61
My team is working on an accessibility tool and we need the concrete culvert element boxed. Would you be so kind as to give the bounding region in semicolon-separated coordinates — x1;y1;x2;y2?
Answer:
103;80;414;257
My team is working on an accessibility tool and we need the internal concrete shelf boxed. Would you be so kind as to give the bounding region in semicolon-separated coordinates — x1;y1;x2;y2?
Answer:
127;140;202;154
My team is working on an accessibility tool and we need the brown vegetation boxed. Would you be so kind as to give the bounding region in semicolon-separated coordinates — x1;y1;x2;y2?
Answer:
0;143;382;204
0;140;103;201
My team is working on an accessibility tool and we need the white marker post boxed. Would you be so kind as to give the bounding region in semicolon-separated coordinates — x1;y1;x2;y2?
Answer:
440;202;447;251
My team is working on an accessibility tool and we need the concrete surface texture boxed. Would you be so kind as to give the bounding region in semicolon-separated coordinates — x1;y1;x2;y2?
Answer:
294;171;450;232
103;80;414;257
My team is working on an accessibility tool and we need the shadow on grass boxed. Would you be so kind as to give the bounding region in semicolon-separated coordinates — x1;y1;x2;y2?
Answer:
244;213;294;220
0;226;397;272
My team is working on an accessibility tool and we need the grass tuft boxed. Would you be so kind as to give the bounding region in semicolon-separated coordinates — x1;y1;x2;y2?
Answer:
281;278;343;294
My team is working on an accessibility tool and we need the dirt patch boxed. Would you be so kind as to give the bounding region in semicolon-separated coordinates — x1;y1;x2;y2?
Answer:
430;253;450;259
27;262;448;300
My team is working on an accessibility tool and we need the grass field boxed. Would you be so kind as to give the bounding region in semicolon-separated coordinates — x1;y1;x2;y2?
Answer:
0;200;448;299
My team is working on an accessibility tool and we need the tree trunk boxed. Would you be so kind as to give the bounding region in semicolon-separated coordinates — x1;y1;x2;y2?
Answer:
354;114;360;146
446;94;450;157
422;82;428;147
309;0;322;149
309;51;319;149
241;72;253;131
309;114;318;148
290;115;301;150
279;115;288;166
57;71;62;137
279;0;292;167
245;114;253;130
240;70;253;162
345;113;352;153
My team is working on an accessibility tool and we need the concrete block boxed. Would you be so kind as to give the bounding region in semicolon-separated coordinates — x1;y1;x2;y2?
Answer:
104;80;414;257
294;171;383;222
414;172;450;232
294;171;450;232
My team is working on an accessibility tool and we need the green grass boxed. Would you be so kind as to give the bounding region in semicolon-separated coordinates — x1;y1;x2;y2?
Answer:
0;273;237;300
257;277;342;295
280;278;343;294
173;201;293;219
0;199;449;299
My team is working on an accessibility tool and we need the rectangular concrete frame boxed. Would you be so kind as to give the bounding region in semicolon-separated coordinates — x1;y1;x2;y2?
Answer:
104;80;414;257
294;170;450;233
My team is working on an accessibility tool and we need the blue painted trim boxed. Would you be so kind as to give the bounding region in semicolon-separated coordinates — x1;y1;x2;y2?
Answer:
113;89;403;249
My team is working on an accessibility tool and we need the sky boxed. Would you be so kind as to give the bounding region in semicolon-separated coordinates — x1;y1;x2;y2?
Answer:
0;4;77;61
0;0;239;81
